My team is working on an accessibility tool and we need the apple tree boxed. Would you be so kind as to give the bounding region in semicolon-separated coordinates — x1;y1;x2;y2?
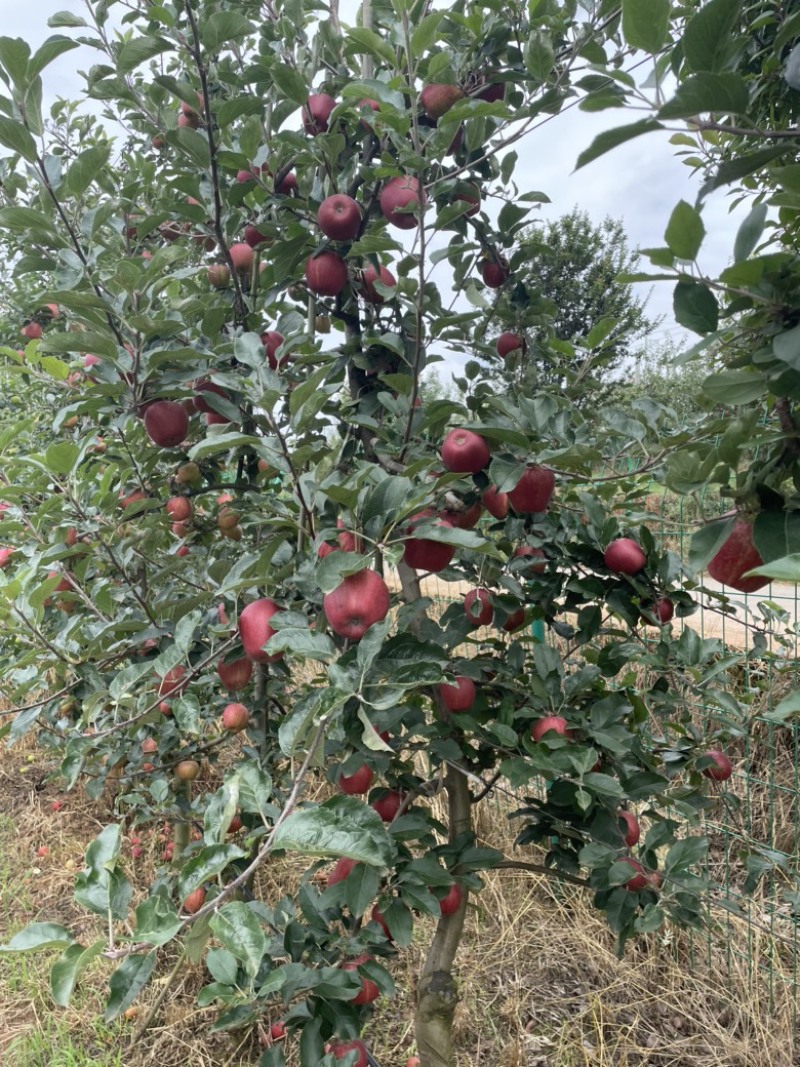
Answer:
0;2;795;1066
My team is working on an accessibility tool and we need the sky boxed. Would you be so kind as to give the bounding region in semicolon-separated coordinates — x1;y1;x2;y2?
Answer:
0;0;747;359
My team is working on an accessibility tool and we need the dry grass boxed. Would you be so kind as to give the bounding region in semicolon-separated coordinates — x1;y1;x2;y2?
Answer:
1;726;798;1066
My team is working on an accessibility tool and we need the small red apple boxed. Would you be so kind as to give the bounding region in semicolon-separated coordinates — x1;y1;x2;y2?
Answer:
531;715;571;742
327;856;357;886
261;330;286;370
243;223;268;247
502;606;526;632
508;466;555;513
618;810;640;847
604;537;646;576
229;242;254;273
620;857;648;891
453;181;480;217
420;83;464;119
270;1021;287;1041
372;789;404;822
380;175;425;229
512;545;547;574
371;904;393;940
182;887;206;913
303;92;336;133
482;486;509;519
342;955;380;1005
20;321;43;340
323;570;391;640
317;193;362;241
158;665;187;698
402;509;455;573
238;598;283;663
496;331;526;358
701;748;733;781
357;263;397;304
481;256;509;287
707;517;768;593
464;588;492;627
439;883;464;916
305;250;348;296
330;1040;369;1067
217;657;253;691
439;675;476;713
441;428;490;474
441;500;482;530
338;764;374;795
143;400;189;448
221;702;250;732
648;597;674;623
166;496;192;523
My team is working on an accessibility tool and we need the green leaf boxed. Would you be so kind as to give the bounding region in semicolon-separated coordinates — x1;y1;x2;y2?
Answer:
621;0;669;53
0;922;74;953
0;37;30;87
47;12;88;27
177;844;246;900
701;369;767;405
700;147;790;198
117;36;173;74
269;63;310;106
29;35;79;79
134;895;183;947
688;516;735;575
201;12;254;51
206;947;239;986
753;511;800;565
65;144;111;198
209;902;266;979
51;941;105;1007
574;119;663;171
104;952;157;1022
0;116;37;161
763;689;800;724
745;553;800;583
172;126;211;169
664;200;705;261
673;281;719;334
273;796;394;868
733;203;767;262
345;27;397;67
411;11;443;56
344;863;381;917
45;442;79;475
525;30;555;82
773;325;800;371
658;73;749;119
682;0;742;73
188;432;258;461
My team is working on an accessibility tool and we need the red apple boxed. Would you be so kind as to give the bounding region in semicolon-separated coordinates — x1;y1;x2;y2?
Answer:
604;537;646;576
183;887;206;913
261;330;286;370
481;256;509;287
453;181;480;217
330;1040;369;1067
0;547;14;569
701;748;733;781
238;598;283;662
439;675;476;712
441;428;490;474
317;194;362;241
323;570;390;640
496;331;526;358
270;1021;287;1040
20;321;43;340
338;764;374;795
502;606;526;632
193;379;233;421
158;665;187;698
649;597;674;623
371;904;393;940
512;545;547;574
531;715;571;742
464;588;492;627
217;657;253;691
402;510;455;572
707;517;768;593
305;250;348;296
620;857;648;891
356;263;397;304
380;175;425;229
229;242;254;273
221;702;249;732
420;83;464;119
618;810;640;847
144;401;189;448
507;466;555;513
439;883;464;916
327;857;357;886
482;486;509;519
303;92;336;133
342;955;380;1005
372;789;403;822
166;496;192;523
441;500;482;529
244;223;268;247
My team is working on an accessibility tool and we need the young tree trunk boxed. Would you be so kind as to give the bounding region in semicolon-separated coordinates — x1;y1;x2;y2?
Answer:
415;765;472;1067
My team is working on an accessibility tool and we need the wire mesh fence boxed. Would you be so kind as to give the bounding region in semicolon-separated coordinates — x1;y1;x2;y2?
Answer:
420;486;800;1034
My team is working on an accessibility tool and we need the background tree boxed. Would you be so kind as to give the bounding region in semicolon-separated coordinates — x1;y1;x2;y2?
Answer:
476;207;658;403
